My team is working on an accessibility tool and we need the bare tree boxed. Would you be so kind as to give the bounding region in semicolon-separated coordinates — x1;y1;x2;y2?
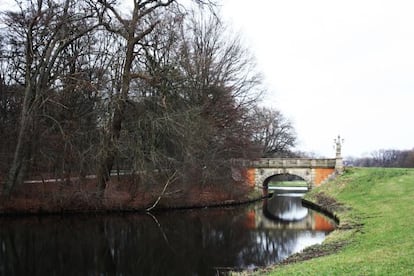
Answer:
3;0;98;196
104;8;263;188
93;1;221;193
350;148;414;168
173;11;263;182
251;107;296;157
92;0;182;193
371;149;397;167
1;0;285;202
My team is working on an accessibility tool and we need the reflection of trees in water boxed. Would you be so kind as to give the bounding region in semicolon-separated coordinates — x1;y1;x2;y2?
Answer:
0;206;325;276
236;229;314;268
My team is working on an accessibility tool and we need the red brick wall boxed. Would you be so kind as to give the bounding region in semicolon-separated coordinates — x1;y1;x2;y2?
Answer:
314;168;335;186
313;213;335;231
243;168;256;187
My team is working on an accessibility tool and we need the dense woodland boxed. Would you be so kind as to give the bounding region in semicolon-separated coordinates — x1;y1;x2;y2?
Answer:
0;0;297;197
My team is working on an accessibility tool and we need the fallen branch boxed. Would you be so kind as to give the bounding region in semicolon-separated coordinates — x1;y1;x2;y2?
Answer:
146;171;177;212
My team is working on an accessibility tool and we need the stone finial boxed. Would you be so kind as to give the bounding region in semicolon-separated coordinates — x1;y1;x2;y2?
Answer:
334;135;344;158
334;135;344;174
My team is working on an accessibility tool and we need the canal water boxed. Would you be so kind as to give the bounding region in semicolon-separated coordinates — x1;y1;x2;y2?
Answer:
0;189;335;276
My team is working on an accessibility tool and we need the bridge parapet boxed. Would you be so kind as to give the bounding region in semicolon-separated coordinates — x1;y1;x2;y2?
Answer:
233;158;336;169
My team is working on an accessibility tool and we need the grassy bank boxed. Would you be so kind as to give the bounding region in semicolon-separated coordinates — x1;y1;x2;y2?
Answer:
268;180;308;187
262;167;414;275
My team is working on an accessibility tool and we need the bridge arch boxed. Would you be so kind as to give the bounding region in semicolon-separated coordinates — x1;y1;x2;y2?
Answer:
262;172;308;187
257;168;312;187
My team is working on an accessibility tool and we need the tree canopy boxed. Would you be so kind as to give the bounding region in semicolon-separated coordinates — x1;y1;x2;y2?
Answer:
0;0;297;196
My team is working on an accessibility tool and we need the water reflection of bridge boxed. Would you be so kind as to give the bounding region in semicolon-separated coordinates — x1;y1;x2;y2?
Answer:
249;191;335;232
255;207;334;231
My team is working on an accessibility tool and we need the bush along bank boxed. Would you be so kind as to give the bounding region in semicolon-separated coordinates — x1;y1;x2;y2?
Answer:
0;176;265;215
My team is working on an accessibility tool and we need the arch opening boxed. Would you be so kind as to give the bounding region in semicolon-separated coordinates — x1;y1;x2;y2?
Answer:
263;173;308;189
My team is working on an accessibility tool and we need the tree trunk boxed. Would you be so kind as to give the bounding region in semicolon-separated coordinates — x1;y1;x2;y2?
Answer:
95;108;123;194
3;85;34;196
96;39;134;194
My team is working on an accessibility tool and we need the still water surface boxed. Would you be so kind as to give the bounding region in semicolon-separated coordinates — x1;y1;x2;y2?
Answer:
0;190;335;275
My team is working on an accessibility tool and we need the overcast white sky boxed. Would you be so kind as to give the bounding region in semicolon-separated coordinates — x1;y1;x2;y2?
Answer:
221;0;414;158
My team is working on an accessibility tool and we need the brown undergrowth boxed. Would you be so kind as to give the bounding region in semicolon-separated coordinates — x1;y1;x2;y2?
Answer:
0;175;258;215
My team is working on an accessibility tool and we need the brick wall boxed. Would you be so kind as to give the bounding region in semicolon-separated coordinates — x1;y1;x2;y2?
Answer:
314;168;335;186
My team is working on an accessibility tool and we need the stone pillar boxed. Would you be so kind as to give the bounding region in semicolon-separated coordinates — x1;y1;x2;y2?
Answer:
334;135;344;174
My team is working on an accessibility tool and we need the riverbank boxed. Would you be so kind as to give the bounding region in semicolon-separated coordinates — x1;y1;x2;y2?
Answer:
255;167;414;275
0;175;262;215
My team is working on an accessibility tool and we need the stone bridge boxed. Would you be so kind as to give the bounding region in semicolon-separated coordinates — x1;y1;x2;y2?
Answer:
234;136;345;188
235;157;343;188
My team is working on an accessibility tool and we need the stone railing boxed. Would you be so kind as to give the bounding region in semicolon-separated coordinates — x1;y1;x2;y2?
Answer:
231;158;336;168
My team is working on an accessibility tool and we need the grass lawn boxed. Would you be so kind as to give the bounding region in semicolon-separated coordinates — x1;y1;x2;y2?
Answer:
268;180;308;187
258;167;414;275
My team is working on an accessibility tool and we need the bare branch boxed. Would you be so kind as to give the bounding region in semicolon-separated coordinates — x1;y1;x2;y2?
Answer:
146;170;177;211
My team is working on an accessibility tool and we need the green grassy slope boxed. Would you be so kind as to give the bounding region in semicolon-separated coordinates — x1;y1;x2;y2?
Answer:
264;168;414;275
